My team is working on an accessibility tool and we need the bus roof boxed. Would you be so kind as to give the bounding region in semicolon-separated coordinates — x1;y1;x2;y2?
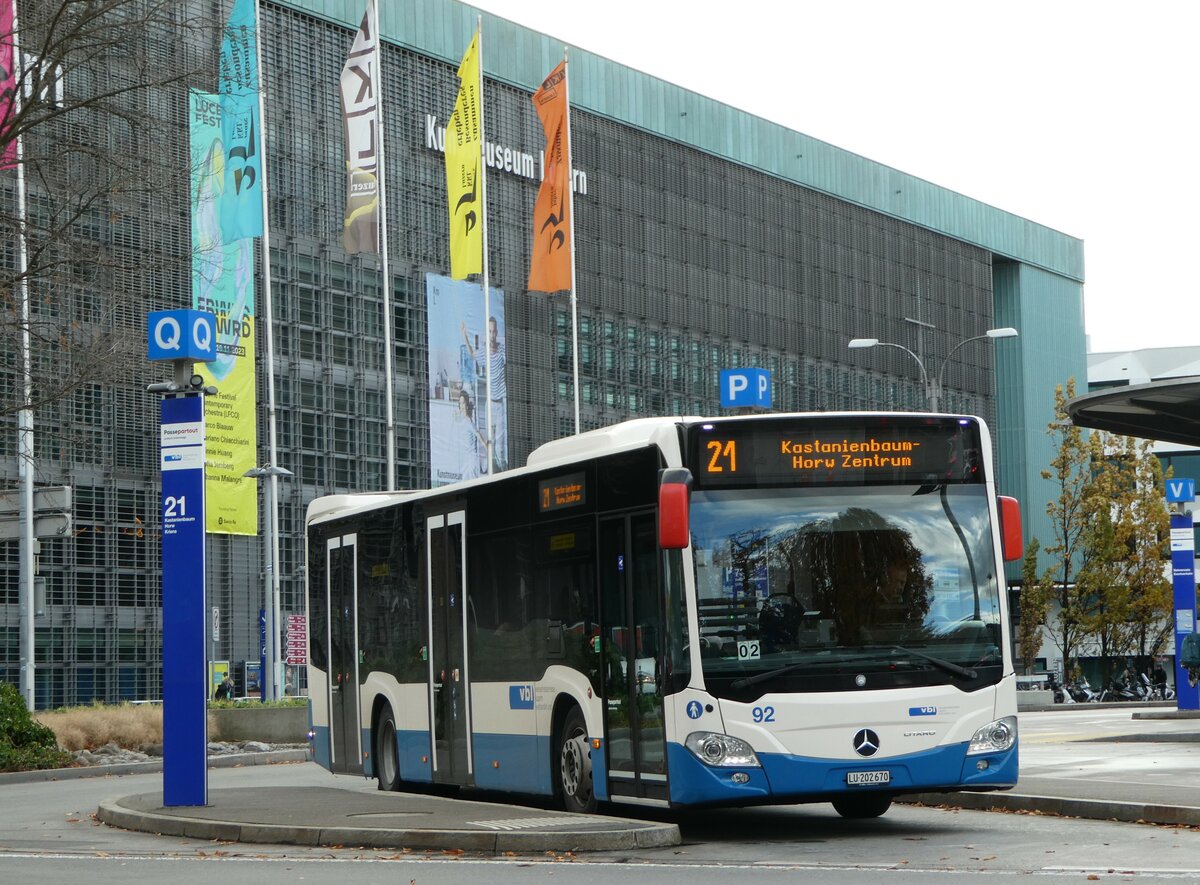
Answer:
526;411;982;466
305;491;415;526
305;411;986;528
525;416;697;468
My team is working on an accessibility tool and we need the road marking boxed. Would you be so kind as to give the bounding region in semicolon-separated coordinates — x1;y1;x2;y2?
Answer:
467;816;594;831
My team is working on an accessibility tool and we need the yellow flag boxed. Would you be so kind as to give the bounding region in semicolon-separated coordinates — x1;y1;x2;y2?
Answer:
445;32;482;279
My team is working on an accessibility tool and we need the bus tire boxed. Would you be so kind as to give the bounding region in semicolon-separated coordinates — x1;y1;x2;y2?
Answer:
831;793;892;819
556;706;596;814
375;702;401;792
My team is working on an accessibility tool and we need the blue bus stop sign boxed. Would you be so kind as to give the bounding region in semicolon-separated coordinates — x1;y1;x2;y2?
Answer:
148;310;217;363
1171;512;1198;711
160;394;208;805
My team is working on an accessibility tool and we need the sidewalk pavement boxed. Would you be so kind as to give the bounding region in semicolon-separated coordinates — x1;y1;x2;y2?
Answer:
97;785;680;852
904;705;1200;827
22;703;1200;853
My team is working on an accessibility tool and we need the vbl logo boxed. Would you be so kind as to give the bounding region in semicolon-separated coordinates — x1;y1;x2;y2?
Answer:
509;684;535;710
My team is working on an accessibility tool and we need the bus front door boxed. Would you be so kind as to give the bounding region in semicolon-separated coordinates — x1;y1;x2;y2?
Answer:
600;512;668;804
426;511;473;785
326;533;362;774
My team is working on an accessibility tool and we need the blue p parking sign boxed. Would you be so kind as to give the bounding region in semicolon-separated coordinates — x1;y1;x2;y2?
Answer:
720;368;771;408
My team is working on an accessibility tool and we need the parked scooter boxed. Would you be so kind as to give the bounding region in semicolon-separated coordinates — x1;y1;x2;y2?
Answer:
1106;676;1141;702
1047;673;1073;704
1068;679;1100;703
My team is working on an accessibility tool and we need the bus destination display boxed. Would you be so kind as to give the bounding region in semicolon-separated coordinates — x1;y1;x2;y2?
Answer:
538;472;586;512
689;417;982;487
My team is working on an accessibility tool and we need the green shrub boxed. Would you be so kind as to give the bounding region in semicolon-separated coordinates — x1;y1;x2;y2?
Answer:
207;697;308;710
0;682;74;772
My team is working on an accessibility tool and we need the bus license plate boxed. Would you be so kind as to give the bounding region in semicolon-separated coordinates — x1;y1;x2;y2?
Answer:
847;770;890;786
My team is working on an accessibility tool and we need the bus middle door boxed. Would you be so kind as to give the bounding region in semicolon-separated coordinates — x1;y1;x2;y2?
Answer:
426;510;474;785
600;511;668;804
326;533;363;774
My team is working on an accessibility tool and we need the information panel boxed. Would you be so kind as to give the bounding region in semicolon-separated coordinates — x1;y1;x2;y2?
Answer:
1171;511;1198;711
538;472;586;512
160;393;207;807
688;416;984;488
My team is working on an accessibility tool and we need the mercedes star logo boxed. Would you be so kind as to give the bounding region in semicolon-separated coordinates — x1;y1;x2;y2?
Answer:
853;728;881;757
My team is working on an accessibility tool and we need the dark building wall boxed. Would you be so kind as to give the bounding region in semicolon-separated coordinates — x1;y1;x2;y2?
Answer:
1;0;1047;705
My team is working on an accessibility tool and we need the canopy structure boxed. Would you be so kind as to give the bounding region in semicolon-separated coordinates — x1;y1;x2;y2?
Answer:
1067;377;1200;446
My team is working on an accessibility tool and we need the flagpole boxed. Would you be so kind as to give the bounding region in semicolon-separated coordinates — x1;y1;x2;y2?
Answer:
562;48;580;435
10;0;36;710
477;17;494;474
371;0;396;491
251;0;282;702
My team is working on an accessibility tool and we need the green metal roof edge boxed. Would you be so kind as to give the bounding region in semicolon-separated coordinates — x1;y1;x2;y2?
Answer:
281;0;1084;282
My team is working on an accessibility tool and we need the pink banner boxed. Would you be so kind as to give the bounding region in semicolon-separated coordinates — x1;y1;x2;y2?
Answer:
1;0;16;169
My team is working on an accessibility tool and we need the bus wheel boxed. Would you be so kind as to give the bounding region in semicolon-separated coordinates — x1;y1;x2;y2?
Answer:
375;703;400;792
557;706;596;813
831;794;892;819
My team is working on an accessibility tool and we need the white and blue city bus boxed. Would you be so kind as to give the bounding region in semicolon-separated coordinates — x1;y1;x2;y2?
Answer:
306;412;1023;818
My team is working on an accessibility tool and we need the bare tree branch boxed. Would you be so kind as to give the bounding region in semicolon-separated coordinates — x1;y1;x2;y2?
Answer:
1;0;220;419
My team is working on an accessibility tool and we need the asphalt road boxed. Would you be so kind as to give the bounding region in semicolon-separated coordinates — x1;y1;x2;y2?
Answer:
4;707;1200;883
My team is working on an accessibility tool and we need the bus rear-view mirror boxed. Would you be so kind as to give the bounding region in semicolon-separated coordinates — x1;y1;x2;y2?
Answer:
659;468;692;549
997;495;1023;562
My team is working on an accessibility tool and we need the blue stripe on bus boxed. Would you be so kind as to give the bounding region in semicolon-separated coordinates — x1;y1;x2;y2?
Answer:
311;725;331;769
665;743;772;804
591;738;609;802
398;730;434;783
471;733;552;794
667;740;1018;805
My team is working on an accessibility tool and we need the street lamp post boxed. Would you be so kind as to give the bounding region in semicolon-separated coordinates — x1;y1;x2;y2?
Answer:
848;327;1018;411
244;463;293;701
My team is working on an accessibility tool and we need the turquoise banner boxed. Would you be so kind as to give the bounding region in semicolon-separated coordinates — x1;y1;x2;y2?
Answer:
218;0;264;241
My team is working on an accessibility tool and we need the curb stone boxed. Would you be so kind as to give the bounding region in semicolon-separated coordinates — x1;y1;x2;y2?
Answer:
900;791;1200;828
0;748;311;786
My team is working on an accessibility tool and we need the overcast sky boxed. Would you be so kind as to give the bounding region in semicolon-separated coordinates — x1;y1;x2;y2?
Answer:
476;0;1197;355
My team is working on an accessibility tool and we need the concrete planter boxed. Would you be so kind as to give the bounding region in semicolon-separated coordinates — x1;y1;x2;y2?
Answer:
1016;690;1054;709
209;705;309;743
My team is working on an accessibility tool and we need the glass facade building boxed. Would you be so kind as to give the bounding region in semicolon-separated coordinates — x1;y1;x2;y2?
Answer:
0;0;1086;705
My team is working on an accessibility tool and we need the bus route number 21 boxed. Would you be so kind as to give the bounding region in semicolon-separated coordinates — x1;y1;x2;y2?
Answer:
706;439;737;473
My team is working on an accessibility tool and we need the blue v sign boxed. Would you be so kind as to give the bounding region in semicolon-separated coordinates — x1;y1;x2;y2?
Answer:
1166;479;1195;503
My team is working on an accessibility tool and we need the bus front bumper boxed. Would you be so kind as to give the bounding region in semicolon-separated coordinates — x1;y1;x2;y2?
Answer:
666;740;1018;806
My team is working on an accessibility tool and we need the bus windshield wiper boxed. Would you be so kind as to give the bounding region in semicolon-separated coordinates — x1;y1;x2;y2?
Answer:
728;646;976;690
889;645;977;679
729;662;807;691
728;654;861;690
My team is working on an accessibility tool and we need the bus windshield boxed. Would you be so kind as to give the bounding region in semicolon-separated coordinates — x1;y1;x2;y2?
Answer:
687;483;1004;700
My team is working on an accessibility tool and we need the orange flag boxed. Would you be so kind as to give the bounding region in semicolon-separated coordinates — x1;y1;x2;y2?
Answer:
528;61;571;292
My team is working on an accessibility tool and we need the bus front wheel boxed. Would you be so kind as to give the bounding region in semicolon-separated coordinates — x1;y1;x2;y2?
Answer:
556;706;596;813
375;703;401;792
831;793;892;819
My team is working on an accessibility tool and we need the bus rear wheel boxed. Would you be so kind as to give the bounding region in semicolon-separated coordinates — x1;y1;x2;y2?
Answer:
375;703;400;792
557;706;596;814
831;793;892;819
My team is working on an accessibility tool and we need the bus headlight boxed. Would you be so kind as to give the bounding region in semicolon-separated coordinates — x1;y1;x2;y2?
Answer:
685;732;761;767
967;716;1017;755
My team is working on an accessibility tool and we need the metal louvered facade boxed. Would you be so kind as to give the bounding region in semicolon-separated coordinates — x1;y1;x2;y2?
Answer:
0;0;1085;706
